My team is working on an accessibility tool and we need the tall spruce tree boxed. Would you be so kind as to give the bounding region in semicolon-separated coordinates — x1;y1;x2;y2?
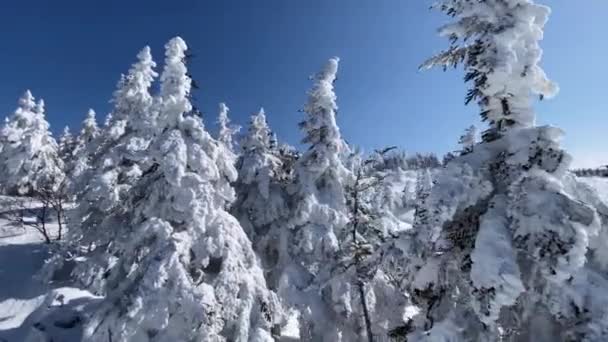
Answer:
0;91;64;195
217;102;241;153
283;57;356;341
55;46;160;295
458;125;477;155
74;37;282;342
421;0;559;141
58;126;75;166
395;1;608;340
69;109;100;187
232;108;292;290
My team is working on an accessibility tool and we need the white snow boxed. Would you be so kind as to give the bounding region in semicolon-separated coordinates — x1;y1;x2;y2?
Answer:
0;4;607;340
0;201;100;342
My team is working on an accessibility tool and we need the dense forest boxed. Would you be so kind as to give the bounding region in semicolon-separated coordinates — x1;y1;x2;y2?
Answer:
1;1;608;341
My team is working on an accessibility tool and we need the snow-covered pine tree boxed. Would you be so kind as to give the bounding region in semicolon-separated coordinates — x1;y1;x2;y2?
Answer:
217;102;241;153
79;37;282;342
72;45;157;233
0;91;64;196
412;168;434;237
326;148;415;342
0;117;6;152
58;126;75;166
74;109;99;154
380;167;435;299
442;152;456;166
368;148;418;232
421;0;559;142
458;125;477;154
102;112;113;128
406;153;441;170
232;108;290;289
54;46;160;291
69;108;99;184
397;1;608;340
283;57;356;341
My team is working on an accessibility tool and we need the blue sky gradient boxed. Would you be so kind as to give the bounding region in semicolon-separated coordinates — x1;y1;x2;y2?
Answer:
0;0;606;167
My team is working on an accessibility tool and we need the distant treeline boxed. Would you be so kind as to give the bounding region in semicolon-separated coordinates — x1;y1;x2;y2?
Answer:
573;167;608;178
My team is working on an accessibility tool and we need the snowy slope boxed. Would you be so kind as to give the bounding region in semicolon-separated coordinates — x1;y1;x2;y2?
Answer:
0;226;48;337
0;198;100;342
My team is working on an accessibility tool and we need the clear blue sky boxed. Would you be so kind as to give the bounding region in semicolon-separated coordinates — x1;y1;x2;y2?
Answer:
0;0;606;167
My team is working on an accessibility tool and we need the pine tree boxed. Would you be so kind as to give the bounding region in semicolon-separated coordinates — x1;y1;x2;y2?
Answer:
284;57;355;341
75;37;282;342
329;148;413;342
62;45;160;279
442;152;456;166
458;125;477;154
233;108;290;289
76;109;100;151
58;126;75;165
69;109;99;185
396;1;608;340
367;148;417;231
0;118;6;155
0;91;64;196
217;102;241;153
102;112;113;128
421;0;559;141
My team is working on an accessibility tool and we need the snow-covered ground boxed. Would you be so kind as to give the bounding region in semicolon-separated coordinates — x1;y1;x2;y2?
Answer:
0;199;100;342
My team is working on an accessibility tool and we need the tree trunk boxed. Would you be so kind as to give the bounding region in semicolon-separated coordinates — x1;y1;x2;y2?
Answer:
358;280;374;342
352;171;374;342
56;201;63;241
41;205;51;244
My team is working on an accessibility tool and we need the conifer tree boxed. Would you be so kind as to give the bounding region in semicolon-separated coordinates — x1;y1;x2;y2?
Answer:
329;149;414;342
217;102;241;153
284;57;356;341
458;125;477;154
397;2;608;340
75;37;282;342
0;91;64;195
63;46;159;275
58;126;75;165
233;108;290;289
69;109;99;184
75;109;99;152
421;0;559;141
102;112;113;128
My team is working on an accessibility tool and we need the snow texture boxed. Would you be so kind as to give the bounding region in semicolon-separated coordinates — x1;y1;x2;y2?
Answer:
0;91;64;196
45;37;283;342
423;0;559;139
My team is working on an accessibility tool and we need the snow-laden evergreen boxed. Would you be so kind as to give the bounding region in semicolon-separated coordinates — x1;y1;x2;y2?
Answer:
74;109;99;155
2;3;606;340
66;37;283;342
291;57;351;269
369;149;419;232
233;108;290;289
68;109;99;185
326;150;416;341
458;125;477;154
65;45;159;259
102;112;113;128
58;126;76;166
393;1;608;340
0;91;64;195
217;102;241;153
421;0;559;141
280;57;359;341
